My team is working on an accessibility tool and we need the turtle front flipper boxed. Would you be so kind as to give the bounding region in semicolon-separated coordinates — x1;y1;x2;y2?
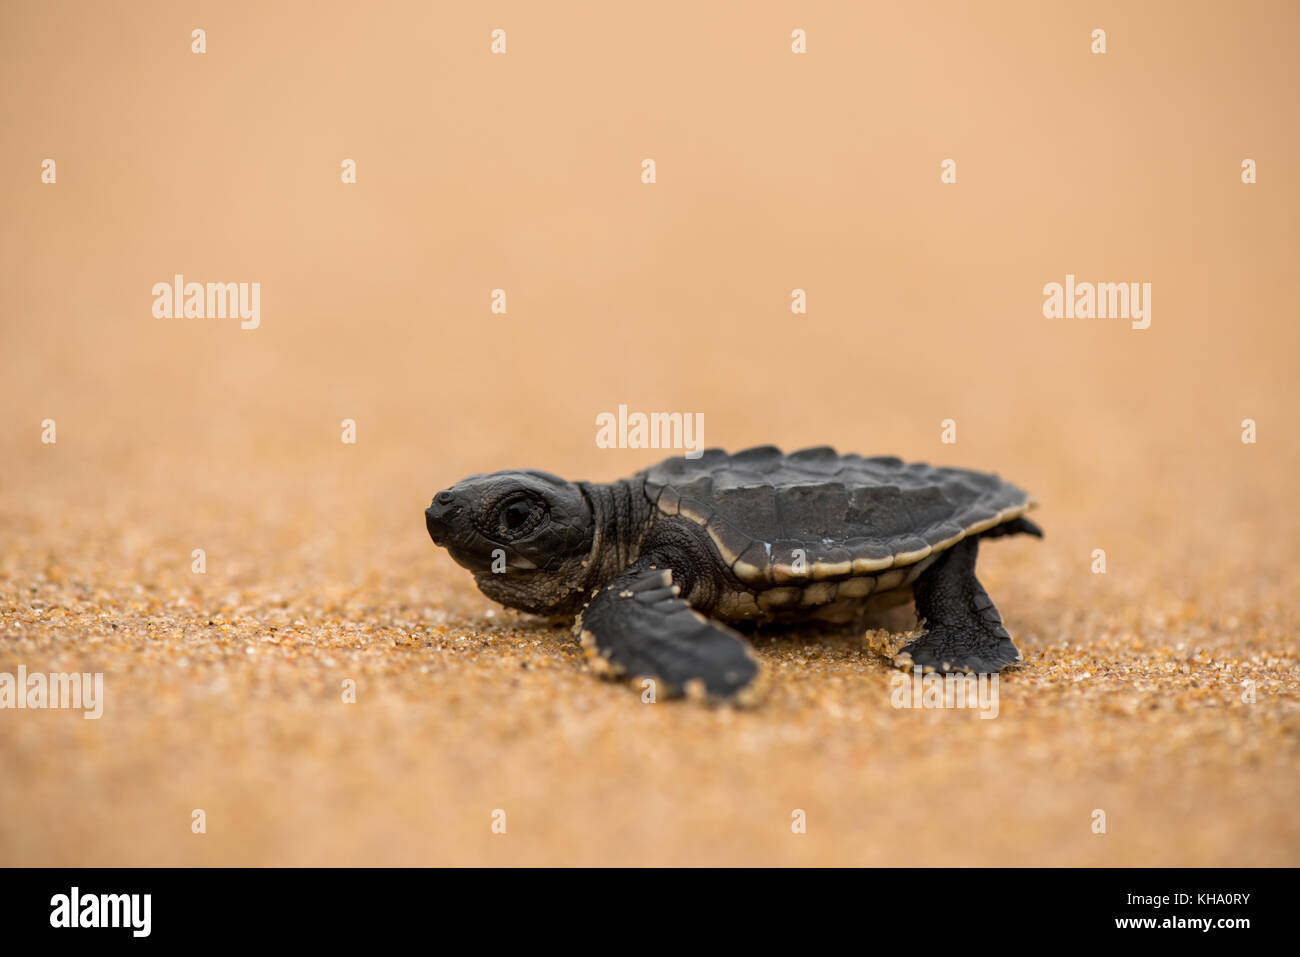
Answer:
896;536;1022;674
574;562;760;701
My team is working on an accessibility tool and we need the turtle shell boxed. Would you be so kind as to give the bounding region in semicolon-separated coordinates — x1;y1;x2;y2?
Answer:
641;445;1036;588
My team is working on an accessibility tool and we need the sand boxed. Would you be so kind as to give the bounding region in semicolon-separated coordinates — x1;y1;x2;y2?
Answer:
3;418;1297;866
2;1;1298;866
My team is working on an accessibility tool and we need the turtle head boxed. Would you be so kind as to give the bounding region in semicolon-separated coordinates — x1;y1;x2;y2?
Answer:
425;469;596;616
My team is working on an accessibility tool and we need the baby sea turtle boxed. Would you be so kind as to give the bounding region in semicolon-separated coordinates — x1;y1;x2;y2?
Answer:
425;446;1041;700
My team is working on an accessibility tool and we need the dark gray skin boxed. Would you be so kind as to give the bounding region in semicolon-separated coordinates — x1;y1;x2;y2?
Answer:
425;470;653;618
426;468;767;698
426;451;1041;701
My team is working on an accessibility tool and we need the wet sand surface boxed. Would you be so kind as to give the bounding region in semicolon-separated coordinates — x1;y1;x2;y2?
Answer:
2;1;1298;865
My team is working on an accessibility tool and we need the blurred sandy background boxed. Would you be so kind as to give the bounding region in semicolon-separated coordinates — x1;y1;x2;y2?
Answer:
1;1;1297;865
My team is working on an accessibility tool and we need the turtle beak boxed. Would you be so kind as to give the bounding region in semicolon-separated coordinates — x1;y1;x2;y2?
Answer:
425;490;460;545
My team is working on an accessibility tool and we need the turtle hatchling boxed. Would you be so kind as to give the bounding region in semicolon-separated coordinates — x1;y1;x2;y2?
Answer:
425;447;1041;700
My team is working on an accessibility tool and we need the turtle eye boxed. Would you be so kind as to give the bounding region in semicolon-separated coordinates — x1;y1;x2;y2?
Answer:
497;496;542;537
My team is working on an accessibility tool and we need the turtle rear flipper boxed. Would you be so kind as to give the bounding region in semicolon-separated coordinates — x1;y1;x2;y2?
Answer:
896;536;1022;673
574;563;760;700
